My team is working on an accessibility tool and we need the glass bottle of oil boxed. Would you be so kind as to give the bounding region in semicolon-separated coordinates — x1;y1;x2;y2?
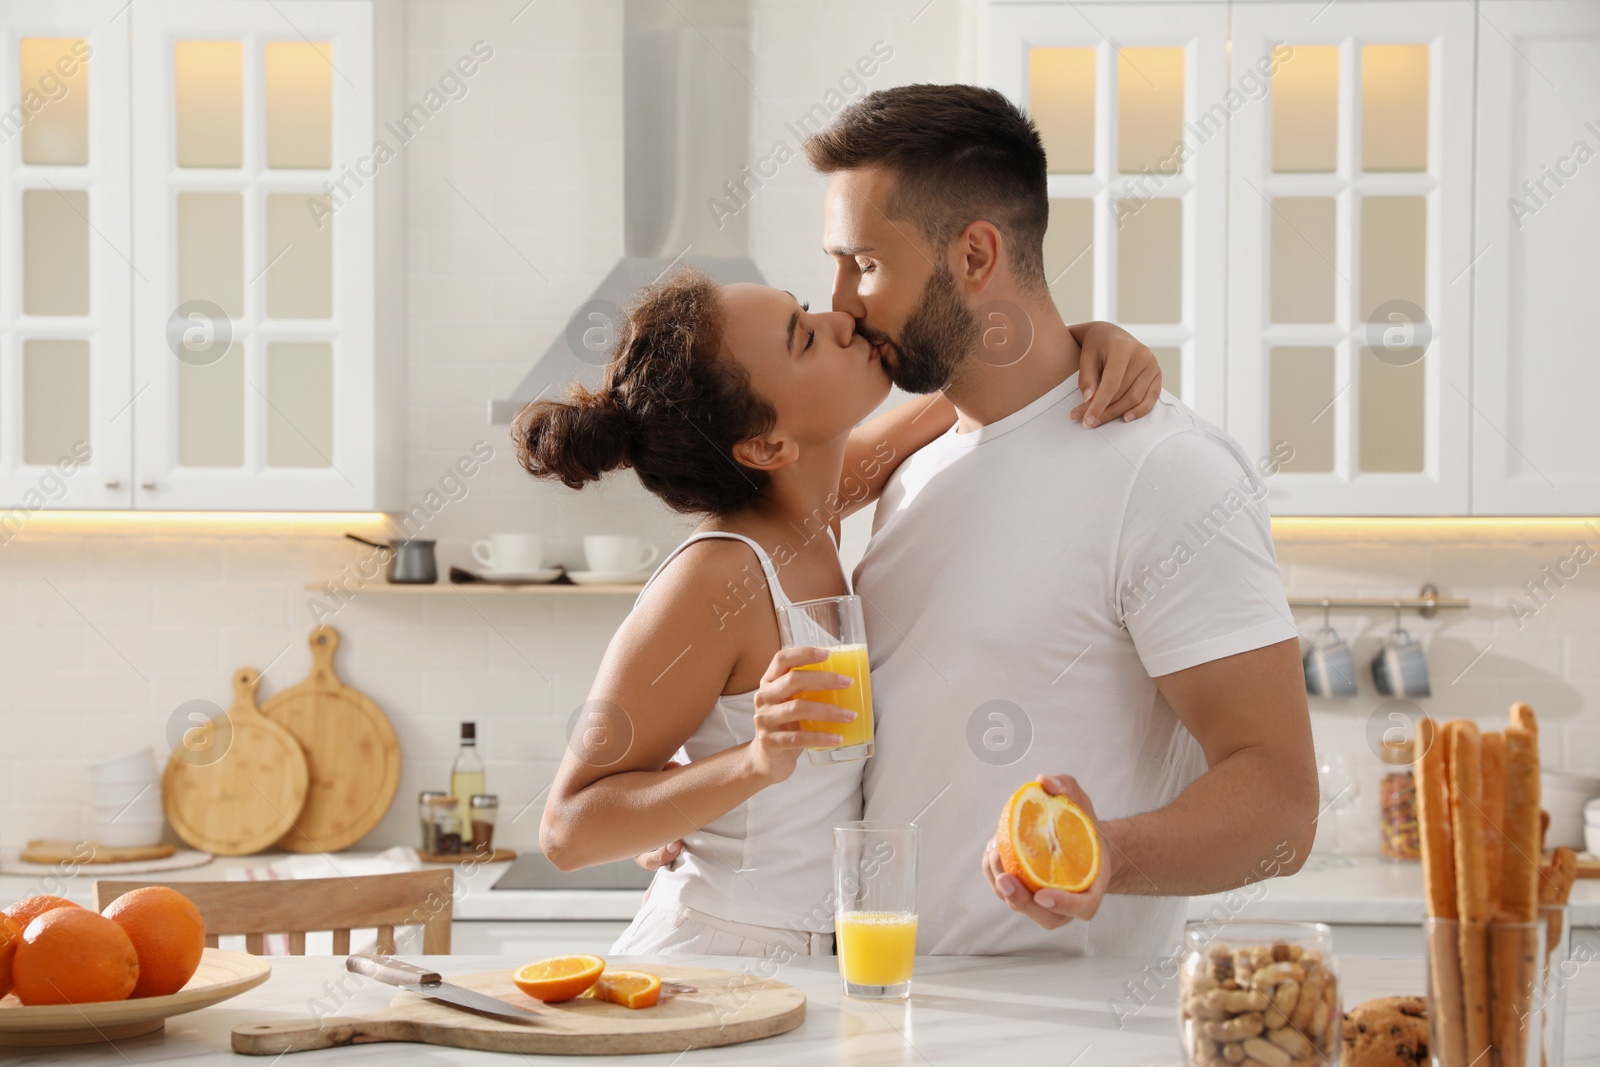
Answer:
450;722;486;845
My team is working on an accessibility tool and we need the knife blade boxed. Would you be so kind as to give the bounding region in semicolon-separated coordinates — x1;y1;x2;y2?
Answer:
346;953;542;1023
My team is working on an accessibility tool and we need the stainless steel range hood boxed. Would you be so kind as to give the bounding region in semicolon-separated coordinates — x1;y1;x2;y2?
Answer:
489;0;765;424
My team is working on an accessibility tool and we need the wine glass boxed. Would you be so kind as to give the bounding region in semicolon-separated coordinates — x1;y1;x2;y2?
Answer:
1315;751;1360;868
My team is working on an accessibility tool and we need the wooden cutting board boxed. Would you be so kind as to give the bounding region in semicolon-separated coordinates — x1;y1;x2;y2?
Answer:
162;668;309;856
231;964;806;1056
19;840;175;865
259;627;400;853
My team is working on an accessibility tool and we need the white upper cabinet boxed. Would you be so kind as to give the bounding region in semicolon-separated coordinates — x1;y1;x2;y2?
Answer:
129;0;400;511
1471;0;1600;515
0;0;401;513
988;2;1230;423
0;2;132;511
1227;1;1475;515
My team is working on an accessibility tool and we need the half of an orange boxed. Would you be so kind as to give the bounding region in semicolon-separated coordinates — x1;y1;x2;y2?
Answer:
512;954;605;1003
995;780;1100;894
587;970;662;1009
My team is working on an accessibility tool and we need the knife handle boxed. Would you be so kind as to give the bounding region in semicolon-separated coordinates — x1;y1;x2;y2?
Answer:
347;952;442;986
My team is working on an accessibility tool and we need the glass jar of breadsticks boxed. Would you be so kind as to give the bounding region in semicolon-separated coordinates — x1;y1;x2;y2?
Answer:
1178;921;1341;1067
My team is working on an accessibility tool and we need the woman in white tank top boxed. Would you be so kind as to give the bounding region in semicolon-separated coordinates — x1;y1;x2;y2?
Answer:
514;268;1159;958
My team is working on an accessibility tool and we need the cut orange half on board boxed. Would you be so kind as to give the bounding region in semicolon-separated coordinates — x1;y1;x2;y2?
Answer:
512;954;605;1003
587;970;662;1009
995;781;1101;894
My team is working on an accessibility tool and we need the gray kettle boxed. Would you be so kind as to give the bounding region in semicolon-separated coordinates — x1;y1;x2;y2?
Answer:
345;533;438;584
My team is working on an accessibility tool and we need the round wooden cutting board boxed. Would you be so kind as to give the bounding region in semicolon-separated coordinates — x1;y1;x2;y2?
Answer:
232;964;806;1056
259;627;400;854
162;669;309;856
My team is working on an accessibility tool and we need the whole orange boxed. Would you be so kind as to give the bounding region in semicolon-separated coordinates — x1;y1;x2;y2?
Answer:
102;887;207;998
0;915;20;999
12;908;139;1006
3;894;81;931
1;895;80;1000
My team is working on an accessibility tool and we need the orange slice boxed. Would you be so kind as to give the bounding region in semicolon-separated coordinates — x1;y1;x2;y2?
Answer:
511;954;605;1003
995;780;1100;894
587;970;661;1009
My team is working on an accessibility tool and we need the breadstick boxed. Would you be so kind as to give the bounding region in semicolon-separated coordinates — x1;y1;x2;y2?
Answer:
1416;718;1458;919
1499;725;1542;1067
1415;716;1465;1066
1482;731;1507;913
1503;727;1542;922
1449;721;1491;1062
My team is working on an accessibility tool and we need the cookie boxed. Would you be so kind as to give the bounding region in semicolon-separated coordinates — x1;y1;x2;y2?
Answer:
1342;996;1429;1067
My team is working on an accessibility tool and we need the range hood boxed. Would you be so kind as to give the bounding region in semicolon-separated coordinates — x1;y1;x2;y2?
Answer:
489;0;765;424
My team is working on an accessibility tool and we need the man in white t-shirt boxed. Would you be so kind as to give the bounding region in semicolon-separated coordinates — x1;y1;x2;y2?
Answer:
802;85;1318;956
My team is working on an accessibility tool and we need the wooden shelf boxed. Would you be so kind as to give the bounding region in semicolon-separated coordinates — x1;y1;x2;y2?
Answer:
303;583;644;595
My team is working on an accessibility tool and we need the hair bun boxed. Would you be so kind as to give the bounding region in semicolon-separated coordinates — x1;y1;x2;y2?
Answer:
512;387;631;489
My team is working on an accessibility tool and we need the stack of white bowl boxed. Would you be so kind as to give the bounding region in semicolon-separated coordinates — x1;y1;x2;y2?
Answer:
88;748;166;848
1585;797;1600;856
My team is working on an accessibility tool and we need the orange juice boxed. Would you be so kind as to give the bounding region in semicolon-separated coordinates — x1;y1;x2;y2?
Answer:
794;644;874;753
836;911;917;987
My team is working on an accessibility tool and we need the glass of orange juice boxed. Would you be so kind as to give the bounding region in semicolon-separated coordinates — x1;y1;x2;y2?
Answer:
777;594;874;764
833;821;918;1001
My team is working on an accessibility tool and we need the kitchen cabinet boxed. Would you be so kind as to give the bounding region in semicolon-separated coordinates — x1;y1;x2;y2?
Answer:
1227;1;1475;515
0;0;404;513
991;0;1596;516
1471;0;1600;515
987;2;1230;423
0;2;133;510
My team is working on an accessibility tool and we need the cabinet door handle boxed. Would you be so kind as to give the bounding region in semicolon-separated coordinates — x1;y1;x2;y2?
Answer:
141;480;157;491
105;479;121;490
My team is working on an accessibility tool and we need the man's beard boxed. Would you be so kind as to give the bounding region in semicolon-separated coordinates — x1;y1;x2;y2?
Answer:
871;265;979;395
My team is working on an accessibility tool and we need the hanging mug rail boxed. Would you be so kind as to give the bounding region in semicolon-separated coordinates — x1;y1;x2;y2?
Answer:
1287;583;1470;620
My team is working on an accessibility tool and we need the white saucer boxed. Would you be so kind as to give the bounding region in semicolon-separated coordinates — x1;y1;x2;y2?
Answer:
477;567;564;582
568;570;652;585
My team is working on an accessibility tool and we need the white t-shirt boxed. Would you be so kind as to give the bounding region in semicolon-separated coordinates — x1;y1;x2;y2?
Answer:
856;373;1296;957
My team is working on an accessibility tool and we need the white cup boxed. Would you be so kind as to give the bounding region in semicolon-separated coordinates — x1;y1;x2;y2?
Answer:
583;535;661;575
471;534;544;573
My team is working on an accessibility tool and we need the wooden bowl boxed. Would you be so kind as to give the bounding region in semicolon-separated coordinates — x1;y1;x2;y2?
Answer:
0;948;270;1047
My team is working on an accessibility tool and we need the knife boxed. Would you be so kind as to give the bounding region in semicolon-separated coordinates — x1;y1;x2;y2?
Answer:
346;953;543;1023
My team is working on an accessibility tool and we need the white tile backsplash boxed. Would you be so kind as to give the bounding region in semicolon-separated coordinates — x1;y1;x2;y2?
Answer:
3;0;1596;865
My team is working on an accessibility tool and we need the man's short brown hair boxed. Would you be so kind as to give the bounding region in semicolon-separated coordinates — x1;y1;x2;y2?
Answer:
804;84;1049;290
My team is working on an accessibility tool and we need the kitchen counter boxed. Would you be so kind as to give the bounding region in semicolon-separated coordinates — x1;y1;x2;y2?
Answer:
7;852;1596;926
14;951;1597;1066
1187;856;1600;927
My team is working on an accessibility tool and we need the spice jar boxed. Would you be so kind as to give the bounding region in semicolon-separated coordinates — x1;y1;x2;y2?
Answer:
469;794;498;855
1379;738;1420;861
417;790;447;853
427;795;462;855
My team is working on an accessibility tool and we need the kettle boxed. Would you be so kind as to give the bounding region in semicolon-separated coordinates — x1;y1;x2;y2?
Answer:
345;533;438;584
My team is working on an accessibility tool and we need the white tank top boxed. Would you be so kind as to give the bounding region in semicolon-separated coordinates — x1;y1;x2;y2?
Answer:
630;530;863;932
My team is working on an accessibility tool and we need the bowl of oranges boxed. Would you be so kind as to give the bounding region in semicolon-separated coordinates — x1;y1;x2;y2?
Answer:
0;888;270;1047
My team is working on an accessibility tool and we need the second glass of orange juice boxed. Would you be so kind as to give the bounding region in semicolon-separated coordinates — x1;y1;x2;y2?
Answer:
777;594;874;764
834;821;918;1000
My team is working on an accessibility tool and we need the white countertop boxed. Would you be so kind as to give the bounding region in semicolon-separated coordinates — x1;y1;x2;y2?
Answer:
7;851;1596;926
17;951;1595;1066
1186;856;1600;927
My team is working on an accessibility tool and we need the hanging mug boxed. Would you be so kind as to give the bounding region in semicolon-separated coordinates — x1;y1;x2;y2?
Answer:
1374;626;1431;698
1304;625;1359;698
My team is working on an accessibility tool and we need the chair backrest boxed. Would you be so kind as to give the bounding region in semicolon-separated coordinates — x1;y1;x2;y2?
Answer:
92;869;454;956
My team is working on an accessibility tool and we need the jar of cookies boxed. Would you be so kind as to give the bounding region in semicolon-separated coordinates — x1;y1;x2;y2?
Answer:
1178;921;1341;1067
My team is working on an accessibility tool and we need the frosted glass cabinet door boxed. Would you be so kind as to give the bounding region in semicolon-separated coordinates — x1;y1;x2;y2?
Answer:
988;3;1229;423
1227;1;1474;515
129;0;377;510
0;3;133;511
1472;1;1600;514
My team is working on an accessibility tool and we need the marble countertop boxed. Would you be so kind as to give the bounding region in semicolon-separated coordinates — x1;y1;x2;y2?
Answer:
16;951;1596;1066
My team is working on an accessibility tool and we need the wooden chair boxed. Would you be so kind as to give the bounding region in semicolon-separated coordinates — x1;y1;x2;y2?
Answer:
92;869;454;956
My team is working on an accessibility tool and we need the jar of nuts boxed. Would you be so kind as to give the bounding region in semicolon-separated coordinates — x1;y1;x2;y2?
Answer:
1178;921;1341;1067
